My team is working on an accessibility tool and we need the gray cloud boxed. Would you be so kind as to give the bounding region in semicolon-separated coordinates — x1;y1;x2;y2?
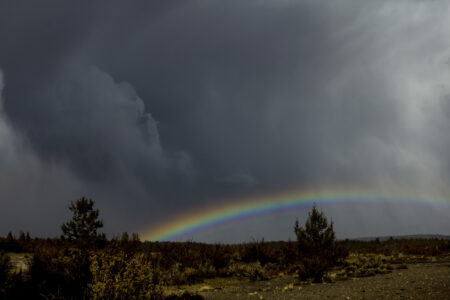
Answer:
0;70;87;236
0;1;449;241
217;173;257;189
32;64;188;181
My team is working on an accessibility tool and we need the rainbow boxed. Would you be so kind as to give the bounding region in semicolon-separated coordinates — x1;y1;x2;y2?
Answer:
142;187;450;241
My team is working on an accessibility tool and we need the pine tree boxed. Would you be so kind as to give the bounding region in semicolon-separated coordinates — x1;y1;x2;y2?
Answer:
294;204;346;282
6;232;14;243
61;197;104;246
294;204;336;258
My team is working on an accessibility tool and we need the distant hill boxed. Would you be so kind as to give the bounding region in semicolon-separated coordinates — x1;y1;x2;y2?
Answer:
354;234;450;241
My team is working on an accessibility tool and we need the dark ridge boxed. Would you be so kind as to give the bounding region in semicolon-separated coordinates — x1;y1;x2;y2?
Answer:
354;234;450;242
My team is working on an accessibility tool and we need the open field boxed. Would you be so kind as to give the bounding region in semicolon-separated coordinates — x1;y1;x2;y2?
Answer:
177;261;450;299
165;255;450;299
1;237;449;299
3;252;450;299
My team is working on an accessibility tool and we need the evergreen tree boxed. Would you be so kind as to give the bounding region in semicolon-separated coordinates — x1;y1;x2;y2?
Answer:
294;204;346;282
294;204;335;258
61;197;104;246
6;232;14;243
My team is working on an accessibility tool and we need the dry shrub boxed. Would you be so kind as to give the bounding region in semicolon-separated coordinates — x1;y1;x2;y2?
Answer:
227;261;268;281
296;256;332;282
341;238;450;257
169;261;216;286
90;250;163;300
28;246;92;299
0;252;11;281
164;292;205;299
203;244;233;271
278;240;298;268
240;239;276;266
336;254;393;280
0;252;11;297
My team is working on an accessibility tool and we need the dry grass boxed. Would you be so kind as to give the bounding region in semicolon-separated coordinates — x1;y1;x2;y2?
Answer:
5;252;31;273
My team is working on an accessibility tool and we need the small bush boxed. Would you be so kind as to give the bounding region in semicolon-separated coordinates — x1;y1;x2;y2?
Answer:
227;262;268;281
204;244;233;271
90;250;163;300
296;256;332;282
0;252;11;297
278;240;297;268
240;239;276;266
337;254;395;279
165;292;205;300
28;246;92;299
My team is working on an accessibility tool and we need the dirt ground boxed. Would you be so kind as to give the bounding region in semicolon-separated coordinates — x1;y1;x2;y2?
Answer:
175;262;449;299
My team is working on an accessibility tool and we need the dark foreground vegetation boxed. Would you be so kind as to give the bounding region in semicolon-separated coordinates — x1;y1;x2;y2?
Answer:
1;197;449;299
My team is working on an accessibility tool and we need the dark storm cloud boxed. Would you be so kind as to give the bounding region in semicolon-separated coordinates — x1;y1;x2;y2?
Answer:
0;70;86;235
0;0;449;240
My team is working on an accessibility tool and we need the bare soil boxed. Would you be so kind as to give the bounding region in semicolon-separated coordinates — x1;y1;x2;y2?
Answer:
174;262;450;299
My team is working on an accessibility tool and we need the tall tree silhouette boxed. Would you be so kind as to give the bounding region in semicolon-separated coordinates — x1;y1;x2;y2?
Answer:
61;197;104;245
294;204;346;282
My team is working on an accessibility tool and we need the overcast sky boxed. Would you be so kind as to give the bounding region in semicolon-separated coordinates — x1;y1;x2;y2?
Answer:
0;0;449;242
